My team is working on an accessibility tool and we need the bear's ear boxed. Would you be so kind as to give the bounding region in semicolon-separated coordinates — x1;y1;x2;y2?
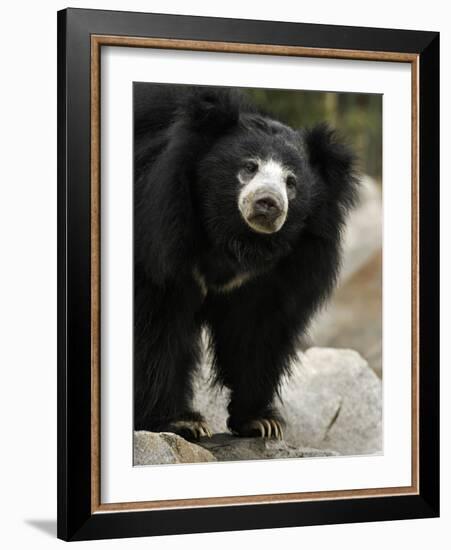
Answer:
304;123;359;213
182;87;241;135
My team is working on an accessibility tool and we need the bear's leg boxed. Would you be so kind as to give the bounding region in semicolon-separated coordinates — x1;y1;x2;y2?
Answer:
134;336;212;440
226;388;285;440
206;295;298;440
134;287;211;440
208;328;287;440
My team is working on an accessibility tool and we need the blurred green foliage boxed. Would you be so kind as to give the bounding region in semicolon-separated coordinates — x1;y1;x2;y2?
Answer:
242;88;382;181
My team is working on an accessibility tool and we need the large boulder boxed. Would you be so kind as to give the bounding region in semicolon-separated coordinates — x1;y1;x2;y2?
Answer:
278;348;382;455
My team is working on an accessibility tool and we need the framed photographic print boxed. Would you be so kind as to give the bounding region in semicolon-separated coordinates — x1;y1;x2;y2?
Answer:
57;8;440;541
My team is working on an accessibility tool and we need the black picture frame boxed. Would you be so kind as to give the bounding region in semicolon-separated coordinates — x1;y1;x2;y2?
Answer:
57;7;439;541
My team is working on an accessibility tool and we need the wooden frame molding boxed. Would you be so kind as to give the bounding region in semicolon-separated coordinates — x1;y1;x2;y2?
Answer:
90;34;420;515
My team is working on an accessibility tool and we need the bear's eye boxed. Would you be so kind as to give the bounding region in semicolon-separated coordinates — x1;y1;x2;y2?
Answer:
242;160;259;175
286;175;297;190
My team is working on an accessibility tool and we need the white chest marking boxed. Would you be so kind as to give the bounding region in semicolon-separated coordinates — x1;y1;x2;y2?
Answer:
193;267;253;296
193;267;208;297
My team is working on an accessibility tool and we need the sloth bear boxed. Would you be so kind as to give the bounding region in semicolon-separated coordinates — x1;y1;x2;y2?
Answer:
134;83;358;440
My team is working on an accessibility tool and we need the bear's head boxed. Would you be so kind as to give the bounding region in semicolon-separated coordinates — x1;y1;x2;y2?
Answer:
137;87;359;284
196;111;322;244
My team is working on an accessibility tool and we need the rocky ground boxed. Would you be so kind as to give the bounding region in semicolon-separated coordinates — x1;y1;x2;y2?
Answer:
134;347;382;465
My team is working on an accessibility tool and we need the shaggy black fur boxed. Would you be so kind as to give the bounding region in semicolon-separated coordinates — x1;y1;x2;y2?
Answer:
134;83;359;439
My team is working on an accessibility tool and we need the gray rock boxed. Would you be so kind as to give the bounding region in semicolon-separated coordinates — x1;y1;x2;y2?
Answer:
279;348;382;455
134;431;216;465
193;347;382;457
199;433;337;461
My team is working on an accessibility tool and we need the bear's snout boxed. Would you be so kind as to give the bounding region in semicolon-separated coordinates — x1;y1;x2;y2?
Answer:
239;187;287;234
237;158;290;235
253;194;283;218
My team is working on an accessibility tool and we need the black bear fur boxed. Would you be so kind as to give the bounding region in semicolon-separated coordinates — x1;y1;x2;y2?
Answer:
134;83;359;439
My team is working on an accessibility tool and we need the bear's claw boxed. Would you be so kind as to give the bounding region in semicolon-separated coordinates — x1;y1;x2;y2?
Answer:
169;419;213;440
239;418;284;440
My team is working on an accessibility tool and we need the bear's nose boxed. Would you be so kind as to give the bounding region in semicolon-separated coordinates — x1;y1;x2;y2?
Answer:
253;196;282;219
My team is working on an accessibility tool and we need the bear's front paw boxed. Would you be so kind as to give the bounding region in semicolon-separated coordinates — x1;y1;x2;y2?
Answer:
168;419;213;441
229;416;284;440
